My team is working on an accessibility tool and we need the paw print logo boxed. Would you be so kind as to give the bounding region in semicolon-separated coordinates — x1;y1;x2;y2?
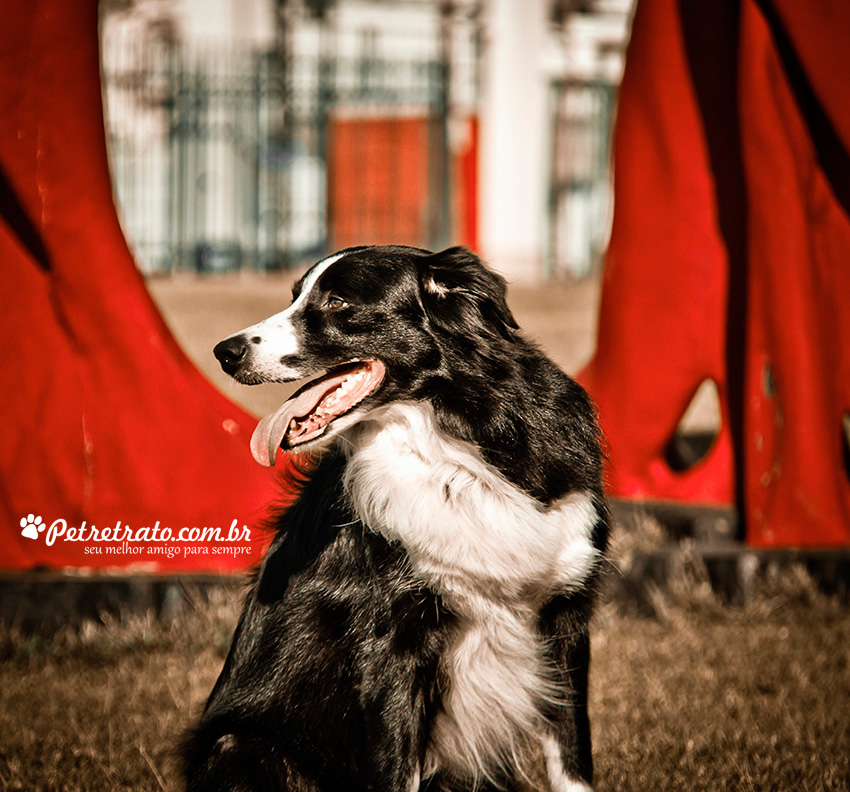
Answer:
20;514;45;540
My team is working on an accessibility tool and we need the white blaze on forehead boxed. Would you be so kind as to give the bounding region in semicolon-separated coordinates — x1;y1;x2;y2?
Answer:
287;251;347;315
237;252;346;358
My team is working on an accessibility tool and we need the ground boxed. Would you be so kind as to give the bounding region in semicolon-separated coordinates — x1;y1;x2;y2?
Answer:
1;573;848;791
2;272;847;790
145;271;602;419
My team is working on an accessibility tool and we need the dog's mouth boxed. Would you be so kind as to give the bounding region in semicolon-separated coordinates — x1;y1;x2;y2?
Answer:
250;359;386;466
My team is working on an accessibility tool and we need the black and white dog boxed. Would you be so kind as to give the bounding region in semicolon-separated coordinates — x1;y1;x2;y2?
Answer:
188;246;608;792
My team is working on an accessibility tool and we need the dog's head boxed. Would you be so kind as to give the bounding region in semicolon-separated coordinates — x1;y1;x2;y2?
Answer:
213;245;518;465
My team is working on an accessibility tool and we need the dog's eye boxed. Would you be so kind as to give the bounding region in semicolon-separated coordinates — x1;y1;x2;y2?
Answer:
326;296;348;309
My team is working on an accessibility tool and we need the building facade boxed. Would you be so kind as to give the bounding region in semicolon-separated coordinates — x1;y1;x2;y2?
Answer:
102;0;633;278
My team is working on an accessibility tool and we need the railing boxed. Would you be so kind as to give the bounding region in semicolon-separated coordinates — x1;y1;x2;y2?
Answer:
102;33;460;274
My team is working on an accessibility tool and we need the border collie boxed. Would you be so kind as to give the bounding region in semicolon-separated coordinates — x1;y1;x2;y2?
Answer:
188;245;608;792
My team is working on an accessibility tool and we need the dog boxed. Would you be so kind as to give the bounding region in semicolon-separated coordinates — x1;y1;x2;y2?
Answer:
187;245;608;792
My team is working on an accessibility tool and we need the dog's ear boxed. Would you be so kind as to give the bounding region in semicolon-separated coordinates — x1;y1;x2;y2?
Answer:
417;247;519;340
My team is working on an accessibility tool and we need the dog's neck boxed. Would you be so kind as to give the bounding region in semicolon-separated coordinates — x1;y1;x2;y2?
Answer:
340;401;600;601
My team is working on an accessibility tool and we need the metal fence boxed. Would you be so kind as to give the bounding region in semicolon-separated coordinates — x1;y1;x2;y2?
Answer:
102;30;460;274
547;79;616;279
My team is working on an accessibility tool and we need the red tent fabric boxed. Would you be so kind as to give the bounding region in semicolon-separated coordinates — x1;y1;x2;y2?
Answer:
0;0;293;571
580;0;850;546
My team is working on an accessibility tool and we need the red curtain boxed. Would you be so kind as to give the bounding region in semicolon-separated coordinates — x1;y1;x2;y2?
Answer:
580;0;850;546
0;0;292;570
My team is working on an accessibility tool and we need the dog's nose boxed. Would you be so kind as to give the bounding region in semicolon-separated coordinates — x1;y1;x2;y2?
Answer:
214;336;247;375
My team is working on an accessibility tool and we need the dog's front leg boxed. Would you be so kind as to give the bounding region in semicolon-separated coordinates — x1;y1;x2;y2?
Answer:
536;592;595;792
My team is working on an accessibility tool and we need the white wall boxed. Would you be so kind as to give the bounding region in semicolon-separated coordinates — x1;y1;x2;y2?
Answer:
478;0;549;282
181;0;275;44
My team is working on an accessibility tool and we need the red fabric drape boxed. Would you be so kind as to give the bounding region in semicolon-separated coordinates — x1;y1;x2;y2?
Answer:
580;0;850;546
0;0;293;570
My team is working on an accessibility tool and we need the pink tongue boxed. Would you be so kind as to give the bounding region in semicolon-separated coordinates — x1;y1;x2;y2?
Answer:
250;361;385;466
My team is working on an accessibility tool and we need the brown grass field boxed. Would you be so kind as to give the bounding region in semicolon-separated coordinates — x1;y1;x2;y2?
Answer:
2;562;848;791
2;274;848;790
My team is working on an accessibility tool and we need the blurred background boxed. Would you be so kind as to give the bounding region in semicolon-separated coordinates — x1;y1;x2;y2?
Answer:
100;0;631;281
98;0;635;424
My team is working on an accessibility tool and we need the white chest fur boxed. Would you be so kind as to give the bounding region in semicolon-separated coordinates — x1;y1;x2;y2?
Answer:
342;403;600;780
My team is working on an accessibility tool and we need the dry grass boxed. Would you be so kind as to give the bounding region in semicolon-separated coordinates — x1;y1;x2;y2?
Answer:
0;588;241;792
4;276;844;789
1;553;848;791
592;564;850;791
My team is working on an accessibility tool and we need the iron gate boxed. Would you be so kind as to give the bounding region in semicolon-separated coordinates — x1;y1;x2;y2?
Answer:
102;31;457;274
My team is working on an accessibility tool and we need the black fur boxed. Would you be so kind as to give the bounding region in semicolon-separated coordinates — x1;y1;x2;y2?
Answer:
189;246;608;791
186;453;450;792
